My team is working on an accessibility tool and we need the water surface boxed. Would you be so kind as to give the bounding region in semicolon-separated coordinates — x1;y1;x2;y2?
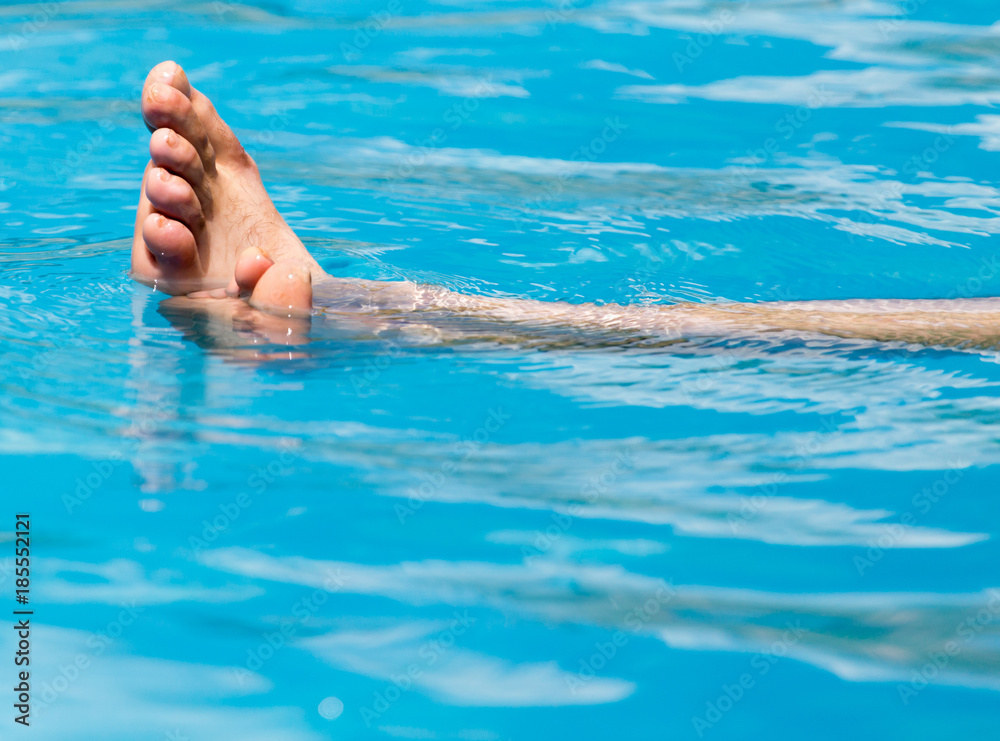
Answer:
2;1;1000;738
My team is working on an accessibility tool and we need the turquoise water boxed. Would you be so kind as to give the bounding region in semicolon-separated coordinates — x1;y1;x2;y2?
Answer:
3;0;1000;738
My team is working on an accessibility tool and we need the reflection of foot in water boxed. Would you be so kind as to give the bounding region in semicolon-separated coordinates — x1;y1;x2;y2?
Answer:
134;61;1000;352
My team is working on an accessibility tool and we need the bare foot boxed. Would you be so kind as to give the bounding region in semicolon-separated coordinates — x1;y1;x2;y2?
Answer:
131;60;318;314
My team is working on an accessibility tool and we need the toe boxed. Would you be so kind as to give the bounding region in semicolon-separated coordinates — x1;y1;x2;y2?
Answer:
144;62;253;168
233;246;275;295
145;166;204;228
142;83;215;171
149;128;205;187
144;60;192;98
132;164;161;284
142;212;198;269
249;261;313;317
189;87;252;165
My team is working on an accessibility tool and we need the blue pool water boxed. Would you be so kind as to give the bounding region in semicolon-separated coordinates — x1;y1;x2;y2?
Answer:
3;0;1000;738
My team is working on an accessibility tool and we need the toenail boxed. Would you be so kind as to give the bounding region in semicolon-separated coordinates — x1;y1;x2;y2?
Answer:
164;130;176;147
157;168;171;182
159;62;177;83
148;84;162;102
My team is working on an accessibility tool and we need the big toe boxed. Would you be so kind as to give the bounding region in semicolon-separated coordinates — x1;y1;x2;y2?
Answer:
229;246;275;297
249;261;313;317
